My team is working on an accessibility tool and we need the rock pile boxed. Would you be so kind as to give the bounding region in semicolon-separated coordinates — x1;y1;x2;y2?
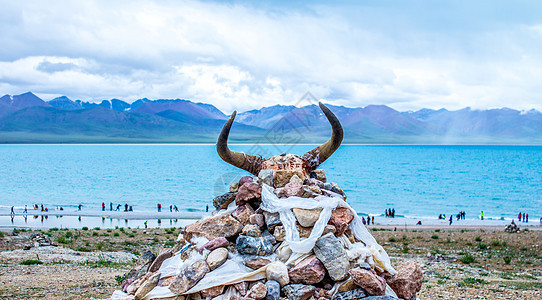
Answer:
112;169;422;300
504;220;520;233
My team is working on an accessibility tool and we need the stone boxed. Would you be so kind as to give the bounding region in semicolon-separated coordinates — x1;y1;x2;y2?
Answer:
232;203;256;225
293;208;322;227
126;250;156;280
322;225;336;235
265;280;281;300
148;250;173;273
284;181;304;197
289;174;303;185
306;185;322;195
230;182;240;193
183;213;243;241
169;260;210;294
258;169;274;186
239;176;254;187
201;237;229;253
337;277;357;293
213;192;237;210
363;297;398;300
250;213;266;228
234;282;249;296
309;169;326;182
201;285;225;298
227;296;253;300
263;211;282;231
331;288;367;300
282;284;316;300
344;228;356;243
266;261;290;287
236;235;274;256
127;272;154;294
247;282;268;300
274;187;286;198
349;268;386;296
121;278;134;293
206;247;229;270
288;255;326;285
305;178;324;188
134;272;160;300
297;224;312;238
386;261;422;300
180;245;198;261
328;208;354;236
235;182;262;205
274;170;304;188
273;225;286;241
160;276;176;287
301;188;320;198
242;224;262;237
313;233;349;281
329;182;345;197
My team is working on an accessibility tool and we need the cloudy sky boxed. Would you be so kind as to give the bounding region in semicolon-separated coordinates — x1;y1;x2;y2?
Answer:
1;0;542;112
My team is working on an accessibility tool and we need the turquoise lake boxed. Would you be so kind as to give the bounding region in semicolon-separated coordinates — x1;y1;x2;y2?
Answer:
0;144;541;220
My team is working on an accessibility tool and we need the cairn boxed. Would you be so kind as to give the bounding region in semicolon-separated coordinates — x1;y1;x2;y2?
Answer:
111;102;423;300
504;220;520;233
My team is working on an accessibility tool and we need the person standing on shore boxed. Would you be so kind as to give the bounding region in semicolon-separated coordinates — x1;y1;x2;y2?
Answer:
78;204;82;211
518;212;522;222
110;202;113;211
392;208;395;218
449;215;453;225
144;221;148;228
481;211;484;220
526;213;528;222
23;205;27;214
170;205;173;212
10;206;14;215
371;216;375;225
174;205;178;212
157;203;161;212
102;202;105;211
522;213;526;222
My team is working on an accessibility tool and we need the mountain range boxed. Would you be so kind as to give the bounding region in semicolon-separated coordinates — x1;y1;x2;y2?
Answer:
1;92;541;144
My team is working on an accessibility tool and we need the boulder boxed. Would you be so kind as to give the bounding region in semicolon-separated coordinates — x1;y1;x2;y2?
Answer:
169;260;210;294
331;289;367;300
242;224;262;237
134;272;160;300
183;213;243;241
266;261;289;287
250;213;265;228
232;203;256;225
206;247;229;270
284;181;304;197
235;182;262;205
263;211;282;231
309;169;326;182
288;255;326;285
126;250;156;280
265;280;281;300
337;277;357;293
273;225;286;242
200;237;229;253
258;169;274;186
148;250;173;273
282;284;315;300
213;192;237;210
293;208;322;227
274;170;304;188
239;176;254;187
313;233;349;281
328;208;354;236
349;268;386;296
244;257;272;270
246;282;268;300
201;285;225;298
236;235;274;256
386;261;422;300
127;272;154;294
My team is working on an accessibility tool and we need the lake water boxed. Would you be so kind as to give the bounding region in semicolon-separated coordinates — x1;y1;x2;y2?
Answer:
0;144;541;221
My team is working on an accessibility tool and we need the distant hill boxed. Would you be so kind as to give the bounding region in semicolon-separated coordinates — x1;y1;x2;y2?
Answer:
1;91;542;144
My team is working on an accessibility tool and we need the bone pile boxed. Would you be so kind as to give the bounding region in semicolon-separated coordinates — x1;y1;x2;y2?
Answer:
112;169;423;300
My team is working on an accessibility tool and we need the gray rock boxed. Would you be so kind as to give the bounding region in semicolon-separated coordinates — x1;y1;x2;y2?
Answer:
265;280;281;300
258;169;274;186
262;230;277;245
332;288;367;300
213;192;237;210
148;250;173;272
282;284;316;300
127;250;156;280
236;235;274;256
169;260;210;294
313;233;349;281
363;297;398;300
263;211;282;231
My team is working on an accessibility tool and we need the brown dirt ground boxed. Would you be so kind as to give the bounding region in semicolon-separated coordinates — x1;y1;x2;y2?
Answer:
0;226;540;299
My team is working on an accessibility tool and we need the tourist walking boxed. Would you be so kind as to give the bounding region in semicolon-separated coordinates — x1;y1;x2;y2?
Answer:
102;202;105;211
157;203;162;212
449;215;453;225
526;213;528;222
371;216;375;225
522;213;526;222
110;202;113;211
170;205;173;212
518;212;522;222
481;211;484;220
174;205;178;212
23;205;27;214
10;206;14;215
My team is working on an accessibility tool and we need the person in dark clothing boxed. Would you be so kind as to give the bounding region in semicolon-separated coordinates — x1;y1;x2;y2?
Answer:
116;204;121;211
110;202;113;211
174;205;178;212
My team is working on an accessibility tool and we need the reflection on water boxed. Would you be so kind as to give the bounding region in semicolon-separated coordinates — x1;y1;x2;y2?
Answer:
1;215;195;229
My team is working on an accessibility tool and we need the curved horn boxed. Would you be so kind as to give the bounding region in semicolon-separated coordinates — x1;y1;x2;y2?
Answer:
217;111;264;175
303;102;343;170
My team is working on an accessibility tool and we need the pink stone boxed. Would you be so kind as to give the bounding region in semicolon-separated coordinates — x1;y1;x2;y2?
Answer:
239;176;254;187
232;203;256;225
235;182;262;205
288;255;326;285
183;214;243;241
250;213;265;228
201;285;225;298
234;281;249;296
328;207;354;236
386;261;423;300
200;237;229;253
349;268;386;296
283;181;304;197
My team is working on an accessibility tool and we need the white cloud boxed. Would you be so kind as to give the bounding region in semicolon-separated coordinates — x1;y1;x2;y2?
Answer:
1;0;542;112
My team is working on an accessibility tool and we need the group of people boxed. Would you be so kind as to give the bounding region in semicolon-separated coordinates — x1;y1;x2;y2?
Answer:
518;212;529;222
385;208;396;218
157;204;179;212
102;202;134;212
456;211;466;220
362;215;375;225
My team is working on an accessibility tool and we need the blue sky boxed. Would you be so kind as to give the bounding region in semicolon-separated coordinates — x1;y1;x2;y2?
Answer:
1;0;542;112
